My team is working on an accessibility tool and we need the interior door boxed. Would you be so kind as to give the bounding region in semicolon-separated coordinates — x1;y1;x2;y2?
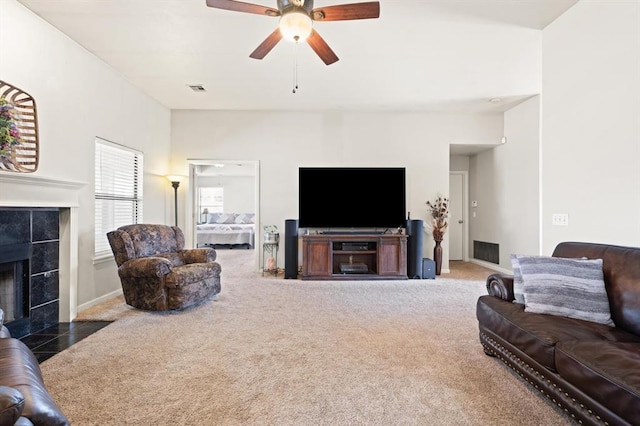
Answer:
188;160;261;270
449;173;464;260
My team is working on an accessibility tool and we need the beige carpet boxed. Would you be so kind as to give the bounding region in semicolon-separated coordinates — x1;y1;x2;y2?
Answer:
75;259;498;322
42;250;572;425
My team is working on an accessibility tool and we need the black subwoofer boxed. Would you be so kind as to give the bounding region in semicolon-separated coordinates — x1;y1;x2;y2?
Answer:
284;219;299;279
406;219;424;279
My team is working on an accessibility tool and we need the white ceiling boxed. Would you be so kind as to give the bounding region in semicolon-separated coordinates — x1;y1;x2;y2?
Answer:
17;0;577;115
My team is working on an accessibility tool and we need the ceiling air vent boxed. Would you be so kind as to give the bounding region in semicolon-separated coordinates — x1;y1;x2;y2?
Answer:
188;84;206;92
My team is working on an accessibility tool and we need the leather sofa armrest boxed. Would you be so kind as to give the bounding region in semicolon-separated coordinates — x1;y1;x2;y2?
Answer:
486;273;515;302
180;248;217;264
118;257;172;278
0;386;26;426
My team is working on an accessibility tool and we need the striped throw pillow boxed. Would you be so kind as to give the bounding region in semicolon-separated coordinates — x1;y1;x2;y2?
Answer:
509;254;526;304
519;256;614;326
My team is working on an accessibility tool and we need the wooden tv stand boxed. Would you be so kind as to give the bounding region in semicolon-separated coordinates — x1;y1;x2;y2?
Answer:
301;233;408;280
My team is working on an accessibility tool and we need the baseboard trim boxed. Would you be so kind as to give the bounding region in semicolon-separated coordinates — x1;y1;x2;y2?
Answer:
468;258;511;275
76;289;123;316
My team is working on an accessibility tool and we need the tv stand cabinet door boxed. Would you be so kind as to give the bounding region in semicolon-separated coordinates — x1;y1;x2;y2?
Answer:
377;237;407;277
302;238;332;278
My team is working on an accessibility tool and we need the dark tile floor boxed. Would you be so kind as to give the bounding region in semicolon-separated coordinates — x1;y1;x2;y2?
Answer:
19;321;112;363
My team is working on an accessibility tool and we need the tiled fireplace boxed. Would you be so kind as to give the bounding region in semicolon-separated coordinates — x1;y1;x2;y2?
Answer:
0;208;61;337
0;173;85;329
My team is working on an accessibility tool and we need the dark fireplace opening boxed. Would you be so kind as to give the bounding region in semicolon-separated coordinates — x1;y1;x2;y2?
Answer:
0;243;32;336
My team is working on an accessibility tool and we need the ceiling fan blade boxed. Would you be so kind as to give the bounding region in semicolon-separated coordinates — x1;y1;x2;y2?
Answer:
306;29;339;65
249;28;283;60
311;1;380;21
206;0;280;17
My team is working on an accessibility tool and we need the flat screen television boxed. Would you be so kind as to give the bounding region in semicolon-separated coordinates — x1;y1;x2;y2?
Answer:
298;167;406;229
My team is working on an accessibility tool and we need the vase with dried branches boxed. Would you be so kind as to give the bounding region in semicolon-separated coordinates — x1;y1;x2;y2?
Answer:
426;194;449;275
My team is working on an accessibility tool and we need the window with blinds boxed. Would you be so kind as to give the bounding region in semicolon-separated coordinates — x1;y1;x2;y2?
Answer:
199;187;224;213
95;138;143;257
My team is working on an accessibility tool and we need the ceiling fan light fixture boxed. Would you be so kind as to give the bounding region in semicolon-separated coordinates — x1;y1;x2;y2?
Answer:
279;11;313;42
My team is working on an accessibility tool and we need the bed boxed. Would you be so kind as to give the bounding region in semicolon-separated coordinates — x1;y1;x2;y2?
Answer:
196;213;255;248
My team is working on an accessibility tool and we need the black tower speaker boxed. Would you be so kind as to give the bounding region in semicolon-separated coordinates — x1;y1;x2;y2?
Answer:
406;219;424;279
284;219;299;279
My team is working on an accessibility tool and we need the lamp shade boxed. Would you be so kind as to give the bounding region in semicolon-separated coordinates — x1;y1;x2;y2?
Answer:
166;175;184;183
279;11;313;42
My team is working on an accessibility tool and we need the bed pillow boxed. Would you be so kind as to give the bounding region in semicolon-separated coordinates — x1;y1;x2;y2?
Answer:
214;213;237;224
518;256;614;326
235;213;255;224
206;213;222;224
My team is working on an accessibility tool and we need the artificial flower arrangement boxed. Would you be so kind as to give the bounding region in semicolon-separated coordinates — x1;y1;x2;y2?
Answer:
263;224;278;234
426;194;450;241
0;97;21;158
263;224;280;244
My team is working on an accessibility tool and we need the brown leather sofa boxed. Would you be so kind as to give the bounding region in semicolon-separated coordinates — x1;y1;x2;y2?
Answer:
107;224;222;311
0;310;69;425
477;241;640;426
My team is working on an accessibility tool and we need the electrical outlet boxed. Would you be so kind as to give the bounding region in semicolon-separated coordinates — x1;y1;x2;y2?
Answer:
552;214;569;226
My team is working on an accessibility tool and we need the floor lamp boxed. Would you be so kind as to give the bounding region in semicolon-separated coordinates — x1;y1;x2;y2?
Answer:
166;175;183;227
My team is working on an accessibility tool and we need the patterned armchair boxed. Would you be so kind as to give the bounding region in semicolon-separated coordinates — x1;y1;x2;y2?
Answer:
107;224;221;311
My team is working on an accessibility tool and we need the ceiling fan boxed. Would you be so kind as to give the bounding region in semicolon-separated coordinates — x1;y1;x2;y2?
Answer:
205;0;380;65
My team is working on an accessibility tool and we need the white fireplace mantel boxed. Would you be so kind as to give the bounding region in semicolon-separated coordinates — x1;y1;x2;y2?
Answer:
0;173;88;322
0;174;87;206
0;173;86;187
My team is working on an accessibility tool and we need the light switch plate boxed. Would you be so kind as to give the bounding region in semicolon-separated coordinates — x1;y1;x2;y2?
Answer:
552;213;569;226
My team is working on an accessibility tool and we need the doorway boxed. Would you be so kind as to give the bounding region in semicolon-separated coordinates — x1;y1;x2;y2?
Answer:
187;160;260;270
449;171;468;261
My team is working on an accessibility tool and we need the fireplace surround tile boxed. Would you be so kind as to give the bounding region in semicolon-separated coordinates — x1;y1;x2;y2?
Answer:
0;210;30;245
31;271;59;307
30;300;59;333
31;241;59;274
20;321;112;363
33;210;60;242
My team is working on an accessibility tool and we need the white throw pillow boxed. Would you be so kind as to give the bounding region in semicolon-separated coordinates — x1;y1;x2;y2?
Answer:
518;256;614;326
215;213;237;224
235;213;255;224
207;213;222;224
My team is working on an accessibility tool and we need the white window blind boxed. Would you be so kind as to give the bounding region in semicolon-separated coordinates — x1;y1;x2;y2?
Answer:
95;138;143;257
199;187;224;213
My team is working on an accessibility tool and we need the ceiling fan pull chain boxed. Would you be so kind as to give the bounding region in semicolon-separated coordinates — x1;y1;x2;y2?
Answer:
293;36;299;94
